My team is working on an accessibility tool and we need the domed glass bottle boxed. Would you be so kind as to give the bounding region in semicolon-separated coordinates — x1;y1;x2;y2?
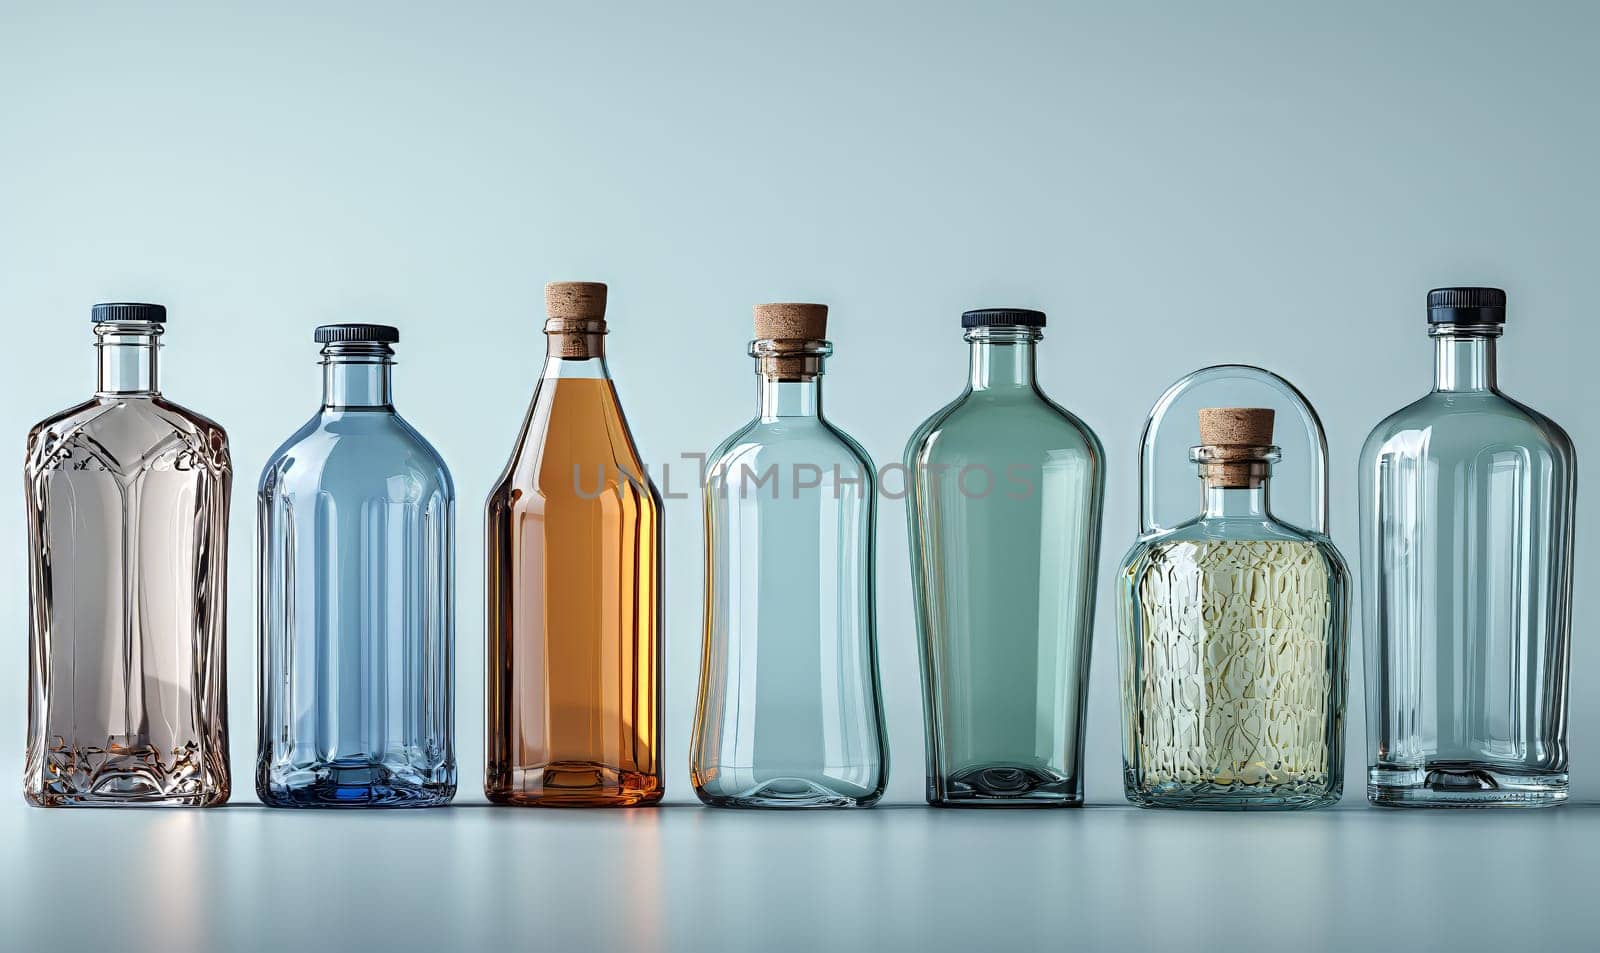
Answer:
25;303;231;807
1118;367;1349;809
691;303;888;808
1360;288;1575;807
256;324;456;807
904;308;1104;806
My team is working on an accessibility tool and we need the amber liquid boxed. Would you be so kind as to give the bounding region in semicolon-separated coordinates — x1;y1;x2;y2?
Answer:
486;371;663;806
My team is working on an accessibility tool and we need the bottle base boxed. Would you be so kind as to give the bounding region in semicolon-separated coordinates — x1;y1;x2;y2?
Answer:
485;761;663;808
1368;764;1567;808
695;775;881;809
25;788;229;808
929;763;1081;807
28;746;230;807
258;759;455;808
1125;772;1340;811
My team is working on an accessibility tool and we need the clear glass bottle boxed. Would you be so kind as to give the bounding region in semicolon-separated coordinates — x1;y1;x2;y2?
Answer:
256;325;456;808
691;303;888;808
486;282;664;807
1361;288;1576;807
24;303;231;807
904;309;1104;806
1119;371;1348;810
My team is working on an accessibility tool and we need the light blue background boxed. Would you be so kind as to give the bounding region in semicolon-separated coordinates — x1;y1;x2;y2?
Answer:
1;3;1594;950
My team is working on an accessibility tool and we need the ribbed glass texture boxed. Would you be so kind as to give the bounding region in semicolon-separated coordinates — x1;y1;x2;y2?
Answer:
25;319;231;806
692;343;888;807
256;340;455;807
1360;328;1575;807
904;326;1104;806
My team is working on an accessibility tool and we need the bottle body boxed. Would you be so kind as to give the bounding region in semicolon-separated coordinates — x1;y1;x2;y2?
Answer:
692;381;888;808
1119;519;1348;809
905;329;1103;806
25;315;231;807
256;362;456;807
1361;373;1574;806
486;364;663;807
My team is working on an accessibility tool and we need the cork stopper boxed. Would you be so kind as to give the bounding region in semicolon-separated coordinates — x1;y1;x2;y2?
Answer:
754;303;827;341
1199;408;1274;447
753;302;829;379
1196;407;1276;488
544;281;607;358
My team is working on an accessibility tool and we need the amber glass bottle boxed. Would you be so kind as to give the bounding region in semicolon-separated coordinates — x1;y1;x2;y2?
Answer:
485;282;664;806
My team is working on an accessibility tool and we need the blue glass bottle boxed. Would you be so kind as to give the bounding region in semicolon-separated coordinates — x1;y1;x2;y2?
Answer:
257;324;455;807
690;303;889;808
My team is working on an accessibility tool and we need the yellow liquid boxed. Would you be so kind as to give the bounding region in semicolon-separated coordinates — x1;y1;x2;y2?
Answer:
486;376;663;806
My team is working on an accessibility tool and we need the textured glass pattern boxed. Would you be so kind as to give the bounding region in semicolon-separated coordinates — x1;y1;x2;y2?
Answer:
904;327;1103;805
692;362;888;808
25;323;231;806
486;367;663;807
1360;331;1575;806
1134;540;1331;788
1119;382;1347;811
1121;520;1347;808
256;342;455;807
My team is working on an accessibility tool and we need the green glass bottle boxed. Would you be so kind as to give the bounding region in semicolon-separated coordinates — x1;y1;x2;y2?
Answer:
904;308;1105;806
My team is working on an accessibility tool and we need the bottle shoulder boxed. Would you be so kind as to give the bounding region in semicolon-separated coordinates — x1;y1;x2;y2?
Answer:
1363;390;1575;463
495;377;652;487
27;396;230;479
30;395;225;440
1123;518;1346;576
906;388;1102;466
710;416;875;472
261;410;454;499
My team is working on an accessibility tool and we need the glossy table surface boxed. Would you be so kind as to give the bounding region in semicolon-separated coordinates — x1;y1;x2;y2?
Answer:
3;796;1593;952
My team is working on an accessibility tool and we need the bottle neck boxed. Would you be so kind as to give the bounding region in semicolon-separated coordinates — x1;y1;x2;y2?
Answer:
758;375;822;419
967;327;1039;391
540;353;611;380
1432;327;1499;393
750;339;830;419
95;322;162;397
1201;481;1271;519
322;343;395;410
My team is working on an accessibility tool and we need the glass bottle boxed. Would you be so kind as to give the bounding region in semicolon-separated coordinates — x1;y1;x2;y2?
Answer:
256;325;456;807
1119;374;1349;810
903;308;1104;806
691;303;888;808
1360;288;1576;807
486;282;664;807
24;303;231;807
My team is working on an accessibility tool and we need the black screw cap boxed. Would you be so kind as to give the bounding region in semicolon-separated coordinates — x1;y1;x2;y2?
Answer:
1428;287;1506;325
314;324;400;344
